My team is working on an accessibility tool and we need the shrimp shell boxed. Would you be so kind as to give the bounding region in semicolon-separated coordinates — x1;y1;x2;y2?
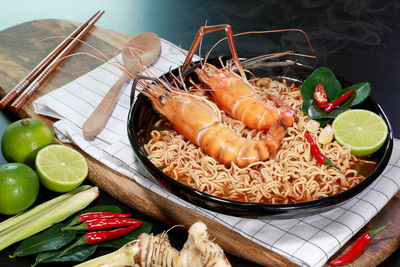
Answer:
147;82;287;167
195;63;295;132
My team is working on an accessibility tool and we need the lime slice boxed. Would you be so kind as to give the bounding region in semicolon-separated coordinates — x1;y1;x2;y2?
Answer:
35;144;88;193
332;109;388;156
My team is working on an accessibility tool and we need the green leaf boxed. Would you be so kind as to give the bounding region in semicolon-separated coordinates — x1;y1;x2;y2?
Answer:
317;118;332;127
300;67;371;126
310;107;348;120
300;67;342;101
98;220;153;249
308;100;349;119
32;246;97;266
340;82;371;107
10;224;76;257
332;89;357;111
301;99;313;114
307;101;329;119
307;89;356;121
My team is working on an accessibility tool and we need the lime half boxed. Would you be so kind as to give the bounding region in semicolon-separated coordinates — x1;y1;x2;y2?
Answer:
332;109;388;156
35;145;88;192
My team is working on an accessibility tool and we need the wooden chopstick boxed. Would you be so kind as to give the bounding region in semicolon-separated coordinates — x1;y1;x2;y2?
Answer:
1;10;104;112
0;11;101;110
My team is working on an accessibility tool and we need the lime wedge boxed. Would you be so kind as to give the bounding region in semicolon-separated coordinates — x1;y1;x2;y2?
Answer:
35;145;88;193
332;109;388;156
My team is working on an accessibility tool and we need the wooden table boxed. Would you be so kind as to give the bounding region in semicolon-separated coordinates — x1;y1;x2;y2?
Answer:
0;19;399;267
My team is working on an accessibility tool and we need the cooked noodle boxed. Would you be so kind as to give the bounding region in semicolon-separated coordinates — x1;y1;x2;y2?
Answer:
144;77;364;204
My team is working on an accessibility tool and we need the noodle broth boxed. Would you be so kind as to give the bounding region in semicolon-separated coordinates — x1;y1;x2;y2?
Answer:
143;76;365;204
127;60;393;218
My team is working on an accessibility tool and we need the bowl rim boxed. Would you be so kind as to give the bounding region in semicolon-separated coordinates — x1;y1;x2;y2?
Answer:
127;61;394;214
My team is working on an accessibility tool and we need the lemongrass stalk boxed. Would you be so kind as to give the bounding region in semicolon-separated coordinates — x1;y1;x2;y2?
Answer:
0;188;89;237
0;186;99;251
0;185;91;233
74;240;140;267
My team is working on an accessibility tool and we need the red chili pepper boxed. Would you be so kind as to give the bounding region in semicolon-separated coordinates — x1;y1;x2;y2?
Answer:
62;218;142;231
63;212;131;229
329;225;387;266
314;84;329;108
324;89;355;113
60;224;140;256
305;131;340;170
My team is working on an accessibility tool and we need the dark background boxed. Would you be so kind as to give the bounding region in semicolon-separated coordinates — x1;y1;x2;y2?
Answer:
1;0;399;266
138;0;399;138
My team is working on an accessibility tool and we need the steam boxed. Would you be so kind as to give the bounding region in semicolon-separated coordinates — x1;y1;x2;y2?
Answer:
187;0;400;59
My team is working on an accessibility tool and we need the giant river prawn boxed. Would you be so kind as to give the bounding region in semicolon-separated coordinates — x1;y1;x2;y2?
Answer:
130;24;314;168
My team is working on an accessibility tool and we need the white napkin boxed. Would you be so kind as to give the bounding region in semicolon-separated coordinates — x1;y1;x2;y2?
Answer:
33;38;400;267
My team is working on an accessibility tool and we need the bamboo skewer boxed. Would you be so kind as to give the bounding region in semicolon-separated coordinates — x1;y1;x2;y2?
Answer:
0;10;104;111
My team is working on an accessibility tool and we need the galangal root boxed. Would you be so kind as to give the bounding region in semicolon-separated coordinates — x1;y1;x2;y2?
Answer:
75;221;232;267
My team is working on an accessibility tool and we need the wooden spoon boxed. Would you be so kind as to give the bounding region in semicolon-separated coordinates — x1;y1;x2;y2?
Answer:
82;32;161;138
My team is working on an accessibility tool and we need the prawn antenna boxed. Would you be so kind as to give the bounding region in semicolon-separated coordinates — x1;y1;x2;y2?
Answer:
234;28;314;52
206;28;315;64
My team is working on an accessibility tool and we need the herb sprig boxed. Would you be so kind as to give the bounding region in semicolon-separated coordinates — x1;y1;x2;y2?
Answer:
300;67;370;126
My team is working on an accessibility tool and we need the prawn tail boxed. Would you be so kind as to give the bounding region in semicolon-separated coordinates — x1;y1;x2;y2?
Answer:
265;117;287;154
235;118;287;167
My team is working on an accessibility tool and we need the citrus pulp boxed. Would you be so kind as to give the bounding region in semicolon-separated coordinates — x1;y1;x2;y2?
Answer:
35;144;88;193
332;109;388;156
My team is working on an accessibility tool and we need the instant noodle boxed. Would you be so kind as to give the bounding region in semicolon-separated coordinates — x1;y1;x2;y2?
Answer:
144;77;364;204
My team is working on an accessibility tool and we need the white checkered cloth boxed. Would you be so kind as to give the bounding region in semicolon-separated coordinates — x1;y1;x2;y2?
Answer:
33;38;400;267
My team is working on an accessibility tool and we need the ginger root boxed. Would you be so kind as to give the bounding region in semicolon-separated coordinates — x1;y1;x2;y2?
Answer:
75;221;232;267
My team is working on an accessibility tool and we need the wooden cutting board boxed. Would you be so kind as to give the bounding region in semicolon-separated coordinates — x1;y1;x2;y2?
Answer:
0;19;398;267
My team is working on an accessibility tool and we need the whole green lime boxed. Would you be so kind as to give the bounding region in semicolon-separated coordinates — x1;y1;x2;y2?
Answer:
1;118;54;167
0;162;40;215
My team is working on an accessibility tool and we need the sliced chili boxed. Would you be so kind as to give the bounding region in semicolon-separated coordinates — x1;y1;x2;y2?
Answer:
60;224;140;256
314;83;329;108
63;218;142;231
329;225;387;266
324;89;355;113
64;212;131;229
305;131;340;170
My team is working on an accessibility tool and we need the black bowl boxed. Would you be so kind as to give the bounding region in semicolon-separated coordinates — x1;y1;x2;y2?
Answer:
127;59;393;219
